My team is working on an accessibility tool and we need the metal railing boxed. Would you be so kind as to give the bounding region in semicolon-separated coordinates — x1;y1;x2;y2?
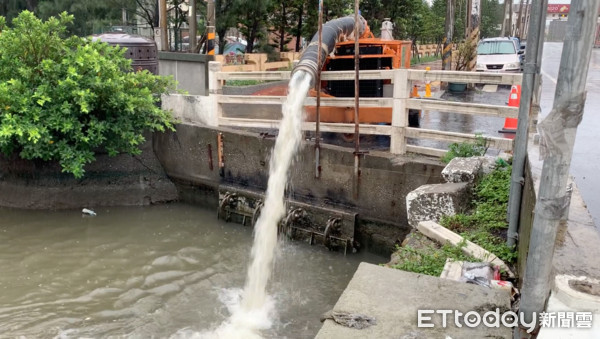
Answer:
208;61;522;157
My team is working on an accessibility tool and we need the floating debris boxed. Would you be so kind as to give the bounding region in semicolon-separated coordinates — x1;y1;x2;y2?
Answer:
82;208;97;216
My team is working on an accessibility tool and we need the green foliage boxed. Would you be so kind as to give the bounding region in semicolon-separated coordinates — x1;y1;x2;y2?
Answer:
0;11;176;178
441;133;488;163
411;55;441;65
225;80;265;87
391;241;478;276
440;164;518;263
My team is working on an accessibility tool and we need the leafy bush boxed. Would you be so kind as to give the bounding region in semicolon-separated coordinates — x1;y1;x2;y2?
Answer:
440;164;517;263
0;12;176;177
441;133;488;163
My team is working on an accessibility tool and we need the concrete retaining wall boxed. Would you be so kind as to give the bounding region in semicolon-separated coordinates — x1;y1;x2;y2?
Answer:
153;123;445;254
0;133;178;209
159;52;212;96
162;94;217;126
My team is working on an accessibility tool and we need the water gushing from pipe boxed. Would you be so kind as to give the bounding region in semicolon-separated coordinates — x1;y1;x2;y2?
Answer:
191;71;312;339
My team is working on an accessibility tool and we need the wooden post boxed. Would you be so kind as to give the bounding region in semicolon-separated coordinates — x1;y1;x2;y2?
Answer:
391;69;409;154
159;0;168;51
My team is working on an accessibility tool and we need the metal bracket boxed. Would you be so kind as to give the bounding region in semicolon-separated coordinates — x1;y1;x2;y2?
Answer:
512;176;525;185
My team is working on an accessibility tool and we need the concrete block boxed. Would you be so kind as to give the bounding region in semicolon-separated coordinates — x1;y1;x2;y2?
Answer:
406;182;470;228
476;156;499;175
440;259;463;280
316;263;511;339
417;220;514;278
442;157;483;183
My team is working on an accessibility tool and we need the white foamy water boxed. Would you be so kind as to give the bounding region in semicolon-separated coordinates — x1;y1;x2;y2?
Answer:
177;71;312;339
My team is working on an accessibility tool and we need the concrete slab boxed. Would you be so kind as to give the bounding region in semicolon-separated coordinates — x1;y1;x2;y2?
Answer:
316;263;512;339
482;84;498;93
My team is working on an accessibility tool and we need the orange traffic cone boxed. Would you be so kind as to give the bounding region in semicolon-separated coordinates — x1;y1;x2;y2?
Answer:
500;85;521;133
411;84;420;98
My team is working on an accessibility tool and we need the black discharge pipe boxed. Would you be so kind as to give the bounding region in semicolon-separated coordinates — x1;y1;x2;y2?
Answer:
293;15;366;85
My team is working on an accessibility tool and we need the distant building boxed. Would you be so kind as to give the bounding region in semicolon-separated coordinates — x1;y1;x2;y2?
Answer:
546;4;570;21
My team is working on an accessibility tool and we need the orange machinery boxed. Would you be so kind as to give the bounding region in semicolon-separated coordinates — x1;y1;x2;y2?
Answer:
304;25;412;125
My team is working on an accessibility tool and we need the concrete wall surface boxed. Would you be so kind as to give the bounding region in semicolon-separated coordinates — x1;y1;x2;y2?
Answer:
162;94;217;126
153;123;445;253
0;133;178;209
159;52;212;96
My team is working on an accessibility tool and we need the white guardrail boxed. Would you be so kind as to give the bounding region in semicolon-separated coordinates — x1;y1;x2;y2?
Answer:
207;61;522;157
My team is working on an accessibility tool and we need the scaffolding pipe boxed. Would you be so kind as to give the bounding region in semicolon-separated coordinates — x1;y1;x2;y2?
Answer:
516;0;600;336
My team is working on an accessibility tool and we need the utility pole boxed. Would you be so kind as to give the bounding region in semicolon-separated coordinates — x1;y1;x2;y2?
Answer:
502;0;513;37
516;0;525;38
189;0;197;52
442;0;455;71
159;0;168;51
523;0;532;40
206;0;216;55
516;0;600;337
466;0;481;71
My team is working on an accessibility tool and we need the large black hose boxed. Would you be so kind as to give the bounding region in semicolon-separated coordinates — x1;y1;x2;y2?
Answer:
293;15;366;85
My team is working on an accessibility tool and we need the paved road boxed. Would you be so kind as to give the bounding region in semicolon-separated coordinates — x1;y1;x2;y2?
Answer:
540;42;600;229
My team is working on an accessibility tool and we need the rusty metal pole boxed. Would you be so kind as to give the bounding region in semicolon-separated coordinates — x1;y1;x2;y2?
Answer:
353;0;361;199
516;0;600;337
315;0;324;179
159;0;168;51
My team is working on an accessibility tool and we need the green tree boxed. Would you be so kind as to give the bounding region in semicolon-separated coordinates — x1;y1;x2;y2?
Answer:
269;0;295;52
0;11;176;177
480;0;502;38
233;0;271;53
36;0;124;35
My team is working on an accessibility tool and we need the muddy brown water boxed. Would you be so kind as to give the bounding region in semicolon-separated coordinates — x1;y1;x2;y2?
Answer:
0;203;383;338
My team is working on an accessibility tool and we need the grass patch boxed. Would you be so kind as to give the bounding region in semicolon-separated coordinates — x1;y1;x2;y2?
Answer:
411;54;441;65
390;241;478;276
440;162;517;263
441;134;488;163
224;80;265;87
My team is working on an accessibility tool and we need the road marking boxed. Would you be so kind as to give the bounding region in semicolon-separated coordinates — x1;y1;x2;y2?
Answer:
542;69;558;84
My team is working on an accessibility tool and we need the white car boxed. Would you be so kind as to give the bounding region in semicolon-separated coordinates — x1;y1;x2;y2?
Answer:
475;38;523;73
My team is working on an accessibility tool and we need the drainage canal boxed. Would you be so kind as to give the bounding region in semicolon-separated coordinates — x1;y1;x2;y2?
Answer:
0;204;383;338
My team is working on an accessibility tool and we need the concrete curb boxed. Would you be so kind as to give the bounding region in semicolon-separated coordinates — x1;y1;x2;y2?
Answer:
417;220;515;278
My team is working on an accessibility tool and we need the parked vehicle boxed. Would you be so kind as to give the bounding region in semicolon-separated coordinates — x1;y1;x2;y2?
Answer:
475;37;523;73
